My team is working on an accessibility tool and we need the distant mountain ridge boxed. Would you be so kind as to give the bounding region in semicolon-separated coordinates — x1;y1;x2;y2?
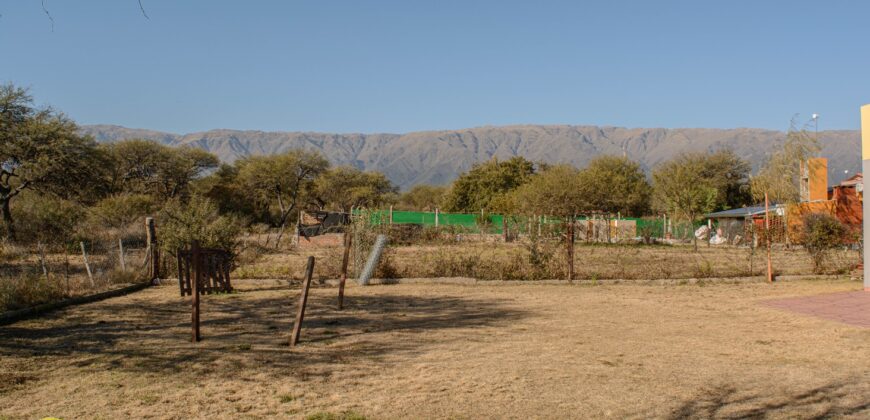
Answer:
80;124;861;189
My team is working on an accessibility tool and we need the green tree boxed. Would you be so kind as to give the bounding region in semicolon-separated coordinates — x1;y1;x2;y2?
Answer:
158;195;242;256
103;139;219;200
653;154;718;250
0;84;107;240
576;156;651;216
800;212;846;273
193;163;271;223
396;184;448;211
699;149;752;211
313;166;397;212
506;165;587;217
442;157;536;212
235;150;329;244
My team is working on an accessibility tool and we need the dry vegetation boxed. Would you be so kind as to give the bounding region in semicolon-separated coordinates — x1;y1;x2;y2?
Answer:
235;237;860;283
0;278;867;419
0;241;150;312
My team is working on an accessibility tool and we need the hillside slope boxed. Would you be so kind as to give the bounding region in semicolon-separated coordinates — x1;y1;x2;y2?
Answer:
81;124;861;189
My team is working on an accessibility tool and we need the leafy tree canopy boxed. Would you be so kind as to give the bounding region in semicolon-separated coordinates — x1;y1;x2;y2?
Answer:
396;184;448;211
442;156;537;212
103;139;218;200
0;83;107;240
313;166;397;212
576;156;651;217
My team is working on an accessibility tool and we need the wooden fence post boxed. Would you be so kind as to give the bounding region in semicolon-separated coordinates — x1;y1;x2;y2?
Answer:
80;241;94;287
145;217;159;280
389;206;394;225
338;231;352;310
291;256;316;347
118;238;126;271
434;208;440;227
502;216;508;242
566;217;575;283
191;241;201;342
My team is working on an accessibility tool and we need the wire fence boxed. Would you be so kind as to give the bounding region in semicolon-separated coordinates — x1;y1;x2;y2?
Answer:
1;232;152;313
353;208;711;241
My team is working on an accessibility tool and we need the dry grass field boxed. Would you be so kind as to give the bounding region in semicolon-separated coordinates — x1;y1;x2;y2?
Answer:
236;240;860;282
1;278;868;419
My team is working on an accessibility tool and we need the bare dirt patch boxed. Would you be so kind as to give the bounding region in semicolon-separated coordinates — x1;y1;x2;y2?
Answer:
1;279;868;419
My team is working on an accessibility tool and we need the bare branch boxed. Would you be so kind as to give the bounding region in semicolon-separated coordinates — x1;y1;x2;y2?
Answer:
41;0;54;32
138;0;150;19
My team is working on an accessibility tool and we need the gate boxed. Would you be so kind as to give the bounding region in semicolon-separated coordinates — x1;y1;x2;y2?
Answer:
177;247;233;296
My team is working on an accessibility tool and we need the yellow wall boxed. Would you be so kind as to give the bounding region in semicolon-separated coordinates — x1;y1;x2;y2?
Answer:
863;105;870;160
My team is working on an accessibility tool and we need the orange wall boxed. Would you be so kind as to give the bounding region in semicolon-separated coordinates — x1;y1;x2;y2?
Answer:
808;158;828;201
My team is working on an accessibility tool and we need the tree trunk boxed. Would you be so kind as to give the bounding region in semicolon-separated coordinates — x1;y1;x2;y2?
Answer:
1;196;15;241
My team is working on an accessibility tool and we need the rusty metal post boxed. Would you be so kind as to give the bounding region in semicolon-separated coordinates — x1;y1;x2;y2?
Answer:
191;241;201;342
338;231;352;309
765;193;773;283
291;256;316;347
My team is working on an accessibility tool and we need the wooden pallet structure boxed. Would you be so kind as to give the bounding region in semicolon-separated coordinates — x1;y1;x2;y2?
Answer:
177;247;233;297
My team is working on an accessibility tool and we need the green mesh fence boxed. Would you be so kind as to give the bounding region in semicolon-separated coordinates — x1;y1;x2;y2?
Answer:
353;209;711;240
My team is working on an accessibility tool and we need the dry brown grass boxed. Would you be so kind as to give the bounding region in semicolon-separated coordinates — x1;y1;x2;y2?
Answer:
0;278;867;419
236;239;860;282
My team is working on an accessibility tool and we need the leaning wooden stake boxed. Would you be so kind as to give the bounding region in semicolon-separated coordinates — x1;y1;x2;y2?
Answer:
765;193;773;283
338;231;352;310
191;241;201;342
80;241;95;287
118;238;126;271
291;256;316;347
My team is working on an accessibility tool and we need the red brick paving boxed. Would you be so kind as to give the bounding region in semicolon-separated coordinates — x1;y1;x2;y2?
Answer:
763;291;870;328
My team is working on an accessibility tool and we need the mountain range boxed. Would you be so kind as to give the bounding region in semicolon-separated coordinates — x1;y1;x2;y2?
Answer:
80;124;861;190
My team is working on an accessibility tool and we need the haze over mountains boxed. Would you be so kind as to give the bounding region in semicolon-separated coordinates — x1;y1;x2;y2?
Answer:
81;124;861;190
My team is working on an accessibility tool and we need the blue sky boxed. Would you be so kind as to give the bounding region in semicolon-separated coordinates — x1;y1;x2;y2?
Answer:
1;1;867;134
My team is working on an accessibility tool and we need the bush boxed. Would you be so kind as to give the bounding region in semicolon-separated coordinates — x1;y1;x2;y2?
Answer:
801;213;846;273
9;192;84;245
158;195;242;257
86;194;158;230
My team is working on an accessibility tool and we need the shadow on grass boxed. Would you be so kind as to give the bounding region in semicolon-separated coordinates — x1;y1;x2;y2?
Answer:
667;380;870;419
0;286;526;381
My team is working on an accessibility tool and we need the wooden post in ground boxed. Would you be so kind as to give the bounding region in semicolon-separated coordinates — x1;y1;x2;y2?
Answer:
145;217;158;280
765;193;773;283
502;216;508;242
434;208;440;228
566;217;575;283
389;206;394;225
191;241;201;342
118;238;126;271
291;256;316;347
338;231;352;310
37;242;48;278
80;241;94;287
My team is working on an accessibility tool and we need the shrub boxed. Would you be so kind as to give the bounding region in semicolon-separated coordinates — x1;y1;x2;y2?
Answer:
801;213;846;273
9;192;84;245
86;194;158;230
158;195;242;257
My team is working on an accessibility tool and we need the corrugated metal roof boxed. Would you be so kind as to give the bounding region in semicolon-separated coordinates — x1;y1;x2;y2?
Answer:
705;205;781;219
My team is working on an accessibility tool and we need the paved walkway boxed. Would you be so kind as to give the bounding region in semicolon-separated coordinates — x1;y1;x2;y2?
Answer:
764;291;870;328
